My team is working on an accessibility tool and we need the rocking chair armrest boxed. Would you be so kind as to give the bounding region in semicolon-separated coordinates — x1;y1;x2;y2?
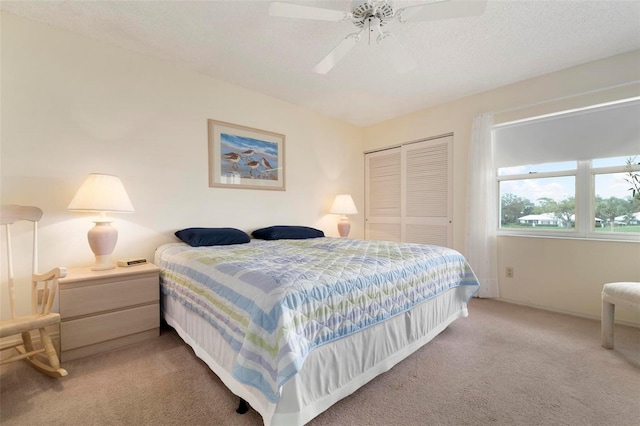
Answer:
33;267;67;282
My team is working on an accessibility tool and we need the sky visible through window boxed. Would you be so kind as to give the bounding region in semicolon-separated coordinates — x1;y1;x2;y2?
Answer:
501;176;575;202
500;156;638;202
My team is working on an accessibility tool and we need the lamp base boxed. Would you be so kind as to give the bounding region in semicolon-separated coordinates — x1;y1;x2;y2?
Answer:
337;217;351;238
88;220;118;271
92;255;116;271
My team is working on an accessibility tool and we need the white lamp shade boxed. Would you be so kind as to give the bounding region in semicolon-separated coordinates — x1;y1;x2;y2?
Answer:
330;194;358;215
68;174;134;270
68;174;134;213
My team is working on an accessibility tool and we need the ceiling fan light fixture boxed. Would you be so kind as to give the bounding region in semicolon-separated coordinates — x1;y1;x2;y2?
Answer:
352;0;393;28
270;0;488;74
367;16;381;33
367;16;382;43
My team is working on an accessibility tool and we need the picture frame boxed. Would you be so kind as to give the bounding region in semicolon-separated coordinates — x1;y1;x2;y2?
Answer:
208;119;286;191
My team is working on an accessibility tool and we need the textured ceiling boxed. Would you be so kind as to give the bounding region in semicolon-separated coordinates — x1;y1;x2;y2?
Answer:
2;1;639;127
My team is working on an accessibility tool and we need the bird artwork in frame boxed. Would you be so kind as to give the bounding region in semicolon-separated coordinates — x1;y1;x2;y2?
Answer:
208;119;286;190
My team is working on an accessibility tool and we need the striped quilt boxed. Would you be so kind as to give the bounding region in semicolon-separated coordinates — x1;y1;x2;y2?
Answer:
155;237;479;403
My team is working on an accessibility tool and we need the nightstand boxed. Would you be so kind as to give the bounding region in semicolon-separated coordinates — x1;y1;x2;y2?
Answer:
58;263;160;361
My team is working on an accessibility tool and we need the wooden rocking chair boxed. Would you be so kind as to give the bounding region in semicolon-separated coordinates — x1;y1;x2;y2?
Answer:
0;205;68;377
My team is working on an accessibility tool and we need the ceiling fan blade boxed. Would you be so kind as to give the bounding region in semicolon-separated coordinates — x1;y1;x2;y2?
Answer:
398;0;487;23
313;32;362;75
379;34;418;74
269;2;347;22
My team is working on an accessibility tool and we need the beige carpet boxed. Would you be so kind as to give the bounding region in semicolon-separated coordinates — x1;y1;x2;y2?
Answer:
1;299;638;425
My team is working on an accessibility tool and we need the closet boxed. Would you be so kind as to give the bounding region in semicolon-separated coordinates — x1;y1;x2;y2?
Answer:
365;134;453;247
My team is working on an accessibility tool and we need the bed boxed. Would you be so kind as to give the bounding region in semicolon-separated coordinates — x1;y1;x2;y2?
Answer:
155;235;480;425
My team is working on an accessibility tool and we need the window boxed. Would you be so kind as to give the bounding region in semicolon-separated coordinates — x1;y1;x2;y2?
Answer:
593;156;640;234
499;165;576;233
494;98;640;240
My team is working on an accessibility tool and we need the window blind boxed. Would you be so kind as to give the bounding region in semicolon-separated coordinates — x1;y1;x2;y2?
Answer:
494;98;640;168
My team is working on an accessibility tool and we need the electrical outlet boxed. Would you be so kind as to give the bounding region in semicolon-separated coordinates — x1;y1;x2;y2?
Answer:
506;267;514;278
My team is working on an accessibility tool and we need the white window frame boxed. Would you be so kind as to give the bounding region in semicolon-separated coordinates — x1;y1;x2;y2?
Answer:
590;160;640;240
497;165;578;238
497;159;640;241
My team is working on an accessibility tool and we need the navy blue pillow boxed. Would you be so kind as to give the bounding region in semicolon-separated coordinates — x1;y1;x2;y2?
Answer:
252;226;324;240
175;227;250;247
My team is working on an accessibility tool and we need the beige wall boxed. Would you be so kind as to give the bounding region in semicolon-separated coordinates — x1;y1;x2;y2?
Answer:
2;12;639;326
363;50;640;325
0;13;364;318
497;236;639;322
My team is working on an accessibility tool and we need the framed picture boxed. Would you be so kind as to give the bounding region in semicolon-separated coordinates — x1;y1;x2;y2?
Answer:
208;119;286;191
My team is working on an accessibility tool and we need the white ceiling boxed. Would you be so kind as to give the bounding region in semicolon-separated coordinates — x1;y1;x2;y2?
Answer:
2;1;639;127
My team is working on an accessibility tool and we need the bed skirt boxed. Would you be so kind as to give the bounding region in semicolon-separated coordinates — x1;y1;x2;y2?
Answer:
162;285;470;426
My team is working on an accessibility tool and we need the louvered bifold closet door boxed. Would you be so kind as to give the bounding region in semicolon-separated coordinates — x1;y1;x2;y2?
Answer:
365;135;452;247
403;136;453;247
365;147;402;242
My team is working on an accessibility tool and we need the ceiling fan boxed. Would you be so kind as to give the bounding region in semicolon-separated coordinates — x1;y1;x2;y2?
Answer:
269;0;487;74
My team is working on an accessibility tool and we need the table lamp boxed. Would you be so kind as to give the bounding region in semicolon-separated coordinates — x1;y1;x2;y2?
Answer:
68;174;134;270
330;194;358;237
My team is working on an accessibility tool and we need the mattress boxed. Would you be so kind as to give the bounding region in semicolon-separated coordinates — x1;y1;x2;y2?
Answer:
156;237;480;425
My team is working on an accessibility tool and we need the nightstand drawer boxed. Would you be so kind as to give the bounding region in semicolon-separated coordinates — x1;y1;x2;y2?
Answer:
60;275;159;318
59;264;160;361
61;304;159;351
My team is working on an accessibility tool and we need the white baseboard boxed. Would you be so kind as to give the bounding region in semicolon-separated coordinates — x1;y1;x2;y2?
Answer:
494;297;640;328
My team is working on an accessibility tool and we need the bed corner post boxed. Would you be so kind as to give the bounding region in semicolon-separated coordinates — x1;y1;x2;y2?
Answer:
236;398;249;414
